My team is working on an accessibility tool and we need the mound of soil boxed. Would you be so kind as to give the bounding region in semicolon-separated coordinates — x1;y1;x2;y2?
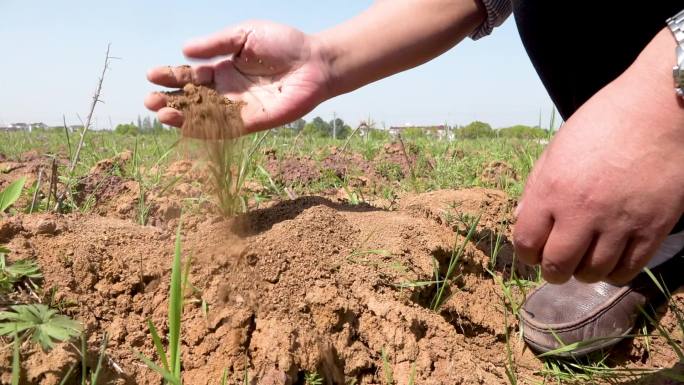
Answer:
0;190;681;385
264;155;322;186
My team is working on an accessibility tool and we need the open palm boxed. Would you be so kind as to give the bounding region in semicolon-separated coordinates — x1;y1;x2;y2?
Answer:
145;21;330;134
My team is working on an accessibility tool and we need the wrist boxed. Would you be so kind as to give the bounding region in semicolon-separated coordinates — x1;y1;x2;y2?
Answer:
308;29;343;102
617;28;684;125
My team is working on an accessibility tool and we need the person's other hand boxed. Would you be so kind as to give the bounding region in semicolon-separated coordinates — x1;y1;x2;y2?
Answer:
145;21;331;134
513;29;684;285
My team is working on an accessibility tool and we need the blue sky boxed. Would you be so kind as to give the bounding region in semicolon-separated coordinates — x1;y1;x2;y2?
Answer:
0;1;553;129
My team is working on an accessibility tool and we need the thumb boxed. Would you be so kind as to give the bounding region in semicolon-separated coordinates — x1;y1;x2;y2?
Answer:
183;25;251;59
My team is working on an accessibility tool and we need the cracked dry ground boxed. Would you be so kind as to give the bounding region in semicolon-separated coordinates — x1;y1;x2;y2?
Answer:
0;189;682;385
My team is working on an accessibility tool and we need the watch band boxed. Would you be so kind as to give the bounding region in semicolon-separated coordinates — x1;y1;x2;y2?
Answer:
666;9;684;97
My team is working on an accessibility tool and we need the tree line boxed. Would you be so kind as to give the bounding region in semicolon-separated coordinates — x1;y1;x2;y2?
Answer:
110;115;551;139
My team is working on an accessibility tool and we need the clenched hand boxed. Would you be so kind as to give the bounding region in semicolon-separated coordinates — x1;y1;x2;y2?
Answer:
514;28;684;285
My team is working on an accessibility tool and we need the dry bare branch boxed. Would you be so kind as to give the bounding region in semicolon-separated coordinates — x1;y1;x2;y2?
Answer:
55;43;114;211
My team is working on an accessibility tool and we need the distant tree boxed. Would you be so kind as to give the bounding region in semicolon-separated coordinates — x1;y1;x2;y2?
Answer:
115;123;139;135
152;117;164;133
457;121;494;139
136;115;143;131
290;118;306;132
329;117;352;139
498;124;547;139
278;118;306;136
303;116;331;137
140;116;153;133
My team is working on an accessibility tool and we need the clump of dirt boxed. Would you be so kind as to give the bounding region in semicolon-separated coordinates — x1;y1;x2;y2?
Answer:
264;155;321;185
0;152;62;211
73;150;135;213
378;142;418;178
320;147;374;181
480;161;518;188
167;84;244;140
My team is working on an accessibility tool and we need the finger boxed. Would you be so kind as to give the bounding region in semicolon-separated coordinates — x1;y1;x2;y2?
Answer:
606;234;661;285
146;65;214;88
157;107;184;128
573;232;627;283
144;92;168;111
540;223;594;284
183;27;250;59
513;206;553;266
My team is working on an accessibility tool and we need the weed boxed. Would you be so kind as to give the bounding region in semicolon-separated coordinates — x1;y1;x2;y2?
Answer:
434;216;478;310
375;161;403;181
0;176;26;213
381;348;393;385
0;304;82;350
304;372;324;385
0;246;42;294
206;131;269;216
11;330;20;385
137;221;184;385
641;268;684;361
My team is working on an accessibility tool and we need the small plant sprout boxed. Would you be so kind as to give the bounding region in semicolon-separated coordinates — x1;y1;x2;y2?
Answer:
137;221;184;385
0;304;82;351
381;348;394;385
0;176;27;214
397;215;480;311
304;372;324;385
0;246;42;294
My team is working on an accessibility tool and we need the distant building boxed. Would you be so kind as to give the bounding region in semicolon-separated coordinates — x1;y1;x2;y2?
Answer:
10;123;29;131
29;122;48;131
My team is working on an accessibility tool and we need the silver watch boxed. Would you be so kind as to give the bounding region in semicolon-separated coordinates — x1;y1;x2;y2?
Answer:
667;9;684;97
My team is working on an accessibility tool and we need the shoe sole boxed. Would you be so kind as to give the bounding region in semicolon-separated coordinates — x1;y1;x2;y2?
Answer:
524;326;634;358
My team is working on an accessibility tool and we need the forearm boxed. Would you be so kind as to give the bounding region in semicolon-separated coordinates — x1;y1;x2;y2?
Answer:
610;27;684;126
314;0;485;98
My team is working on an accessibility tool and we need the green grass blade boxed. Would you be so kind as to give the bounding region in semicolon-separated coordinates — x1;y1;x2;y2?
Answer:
135;351;181;385
147;320;170;372
0;176;27;213
407;362;416;385
58;363;77;385
381;348;393;385
11;330;20;385
90;333;108;385
81;332;87;385
220;368;228;385
168;220;183;378
642;268;665;295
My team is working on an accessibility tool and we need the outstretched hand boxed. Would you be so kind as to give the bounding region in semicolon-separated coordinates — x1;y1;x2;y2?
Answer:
145;21;331;134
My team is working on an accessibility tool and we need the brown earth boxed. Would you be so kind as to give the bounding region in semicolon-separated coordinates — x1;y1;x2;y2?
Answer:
480;161;518;189
0;189;681;385
167;83;244;140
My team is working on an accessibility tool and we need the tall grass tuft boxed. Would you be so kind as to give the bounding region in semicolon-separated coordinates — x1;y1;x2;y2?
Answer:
205;131;269;216
137;220;184;385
